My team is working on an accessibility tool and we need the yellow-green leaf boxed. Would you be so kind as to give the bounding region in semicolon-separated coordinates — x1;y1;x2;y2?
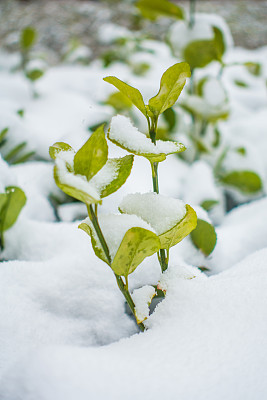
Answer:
158;204;197;250
136;0;184;21
103;76;147;117
111;227;160;277
78;222;109;264
54;166;101;205
74;124;108;181
148;62;191;118
190;219;217;256
97;155;134;198
20;26;37;50
49;142;74;160
0;187;26;231
183;27;225;70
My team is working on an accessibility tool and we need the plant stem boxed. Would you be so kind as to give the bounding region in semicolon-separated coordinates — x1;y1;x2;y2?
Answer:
87;204;145;332
189;0;196;28
148;117;169;273
151;162;159;194
87;204;111;264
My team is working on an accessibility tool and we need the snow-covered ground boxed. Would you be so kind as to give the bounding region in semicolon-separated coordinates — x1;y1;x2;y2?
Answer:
0;10;267;400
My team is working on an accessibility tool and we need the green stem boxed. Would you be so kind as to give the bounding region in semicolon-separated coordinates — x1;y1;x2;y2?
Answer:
87;204;145;332
87;204;111;264
189;0;196;28
159;249;168;273
151;162;159;194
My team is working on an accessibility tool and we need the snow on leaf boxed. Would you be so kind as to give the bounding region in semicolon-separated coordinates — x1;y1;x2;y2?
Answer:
131;285;156;324
79;214;156;265
49;142;74;160
108;115;185;162
91;155;134;198
119;193;196;250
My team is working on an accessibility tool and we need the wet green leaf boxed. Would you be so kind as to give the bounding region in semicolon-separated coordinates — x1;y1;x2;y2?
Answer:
20;26;37;50
136;0;184;21
158;205;197;250
111;227;160;277
103;76;147;117
74;124;108;181
190;219;217;256
220;170;262;194
148;62;191;118
0;187;26;231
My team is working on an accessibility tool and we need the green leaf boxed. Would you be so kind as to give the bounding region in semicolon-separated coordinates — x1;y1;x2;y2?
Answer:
220;170;263;194
190;219;217;256
148;62;191;118
103;76;147;117
244;62;261;76
158;205;197;250
234;80;248;88
78;221;109;264
105;92;133;112
111;227;160;277
0;127;9;145
49;142;74;160
96;155;134;198
136;0;184;21
53;166;101;205
162;107;176;131
200;200;219;211
20;26;37;50
4;142;27;163
183;27;225;69
26;69;44;82
0;187;26;231
74;124;108;181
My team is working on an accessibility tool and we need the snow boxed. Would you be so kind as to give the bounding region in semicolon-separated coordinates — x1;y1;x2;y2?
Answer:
119;192;186;235
109;115;184;156
131;285;156;323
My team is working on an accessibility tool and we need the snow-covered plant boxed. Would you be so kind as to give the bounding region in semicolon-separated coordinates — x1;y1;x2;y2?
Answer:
0;186;26;252
50;63;197;330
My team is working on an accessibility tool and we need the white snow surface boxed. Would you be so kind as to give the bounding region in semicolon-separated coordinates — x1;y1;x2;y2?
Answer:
1;250;267;400
119;192;186;235
109;115;183;155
